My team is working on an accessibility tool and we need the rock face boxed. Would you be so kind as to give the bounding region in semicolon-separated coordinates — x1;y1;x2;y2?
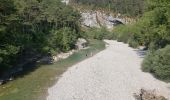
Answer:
60;0;135;29
81;11;134;29
81;12;100;28
60;0;134;29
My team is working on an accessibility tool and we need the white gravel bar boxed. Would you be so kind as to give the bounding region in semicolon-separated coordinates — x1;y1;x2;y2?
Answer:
47;40;170;100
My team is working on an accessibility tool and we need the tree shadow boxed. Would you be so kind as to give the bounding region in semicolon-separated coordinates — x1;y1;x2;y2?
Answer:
0;56;51;85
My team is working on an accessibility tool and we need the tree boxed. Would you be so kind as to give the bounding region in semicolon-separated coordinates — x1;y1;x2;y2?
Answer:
0;0;81;75
70;0;144;17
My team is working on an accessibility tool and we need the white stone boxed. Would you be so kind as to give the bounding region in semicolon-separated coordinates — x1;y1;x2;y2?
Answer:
61;0;69;5
75;38;87;50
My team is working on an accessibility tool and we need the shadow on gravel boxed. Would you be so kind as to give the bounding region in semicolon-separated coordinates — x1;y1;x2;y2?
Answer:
134;49;147;58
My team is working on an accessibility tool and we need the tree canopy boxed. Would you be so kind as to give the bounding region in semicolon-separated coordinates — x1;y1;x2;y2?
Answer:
0;0;81;74
70;0;144;17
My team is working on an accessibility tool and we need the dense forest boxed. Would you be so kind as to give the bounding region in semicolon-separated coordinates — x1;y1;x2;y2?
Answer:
70;0;144;17
0;0;81;75
113;0;170;80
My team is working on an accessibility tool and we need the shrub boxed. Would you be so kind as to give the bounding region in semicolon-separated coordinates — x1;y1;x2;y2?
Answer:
117;32;131;43
128;32;142;48
83;27;113;40
142;45;170;80
128;39;139;48
113;25;130;43
142;51;156;72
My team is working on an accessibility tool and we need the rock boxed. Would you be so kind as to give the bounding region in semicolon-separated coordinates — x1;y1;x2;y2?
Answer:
81;12;100;28
75;38;87;50
8;77;14;81
52;56;59;62
134;89;167;100
81;11;134;29
61;0;69;5
0;80;3;85
39;38;87;63
52;50;75;62
139;46;145;50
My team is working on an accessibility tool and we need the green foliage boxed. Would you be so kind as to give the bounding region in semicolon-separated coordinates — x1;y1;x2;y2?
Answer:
111;0;170;81
48;27;78;53
128;38;140;48
0;39;105;100
113;25;131;43
0;0;81;74
112;0;170;49
136;7;170;49
83;27;112;40
71;0;144;17
142;45;170;80
112;24;142;48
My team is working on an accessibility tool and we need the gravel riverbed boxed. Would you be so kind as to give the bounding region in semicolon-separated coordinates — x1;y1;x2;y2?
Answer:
47;40;170;100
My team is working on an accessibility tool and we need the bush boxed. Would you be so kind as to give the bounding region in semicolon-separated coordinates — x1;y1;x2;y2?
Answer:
113;25;134;43
117;32;131;43
142;45;170;80
142;51;156;72
128;39;139;48
83;27;113;40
